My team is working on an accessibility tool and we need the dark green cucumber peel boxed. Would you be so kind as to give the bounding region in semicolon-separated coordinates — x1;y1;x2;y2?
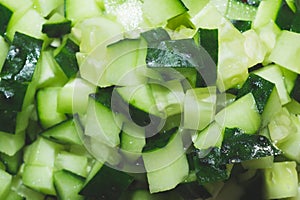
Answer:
190;128;280;185
1;32;43;82
54;38;79;78
142;127;178;152
145;38;217;86
0;79;28;111
231;20;252;32
0;32;43;133
0;3;13;37
42;20;72;38
140;27;171;48
0;149;23;175
0;110;18;133
291;75;300;102
80;165;134;200
175;181;212;200
276;1;295;31
236;73;275;114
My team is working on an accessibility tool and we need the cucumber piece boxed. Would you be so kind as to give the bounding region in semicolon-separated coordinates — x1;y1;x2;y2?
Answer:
183;87;216;131
36;87;67;128
22;164;56;195
57;77;96;114
181;0;209;17
225;0;257;21
142;0;187;26
79;165;134;199
194;28;218;66
215;93;261;134
241;156;274;170
216;21;249;91
41;119;82;145
36;50;68;88
253;64;291;105
252;0;282;28
0;3;13;36
54;38;79;78
75;16;124;53
1;32;43;82
263;161;298;199
193;122;223;150
105;38;147;86
0;168;12;199
55;151;88;177
146;154;189;193
116;84;160;117
6;8;47;41
237;73;281;127
0;130;25;156
0;0;32;12
65;0;102;24
42;16;71;38
150;80;185;116
0;149;23;175
32;0;63;17
53;170;85;200
269;30;300;74
24;137;64;167
84;93;121;147
142;130;185;172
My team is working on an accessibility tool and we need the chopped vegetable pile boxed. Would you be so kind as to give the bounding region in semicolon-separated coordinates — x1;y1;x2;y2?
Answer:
1;0;300;199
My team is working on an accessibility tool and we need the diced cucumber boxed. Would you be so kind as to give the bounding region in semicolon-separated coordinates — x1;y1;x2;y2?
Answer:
142;131;185;172
225;0;257;21
41;119;82;145
181;0;209;17
79;165;134;199
22;164;56;195
57;77;96;114
236;73;282;127
36;87;67;128
32;0;63;17
105;38;147;86
215;93;261;134
150;80;185;117
269;30;300;74
54;38;79;78
116;84;161;117
0;168;12;199
75;16;124;53
0;131;25;156
147;154;188;194
5;189;23;200
0;149;23;175
36;50;68;88
55;151;88;177
142;0;187;26
65;0;102;24
0;0;32;12
217;21;249;91
6;8;47;41
84;94;121;147
53;170;85;200
24;137;64;167
191;3;224;29
252;0;282;28
263;161;298;199
120;122;145;163
254;64;291;105
183;87;216;131
193;122;223;150
241;156;274;169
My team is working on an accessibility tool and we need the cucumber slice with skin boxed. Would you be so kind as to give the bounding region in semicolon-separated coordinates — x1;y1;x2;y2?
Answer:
215;92;261;134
